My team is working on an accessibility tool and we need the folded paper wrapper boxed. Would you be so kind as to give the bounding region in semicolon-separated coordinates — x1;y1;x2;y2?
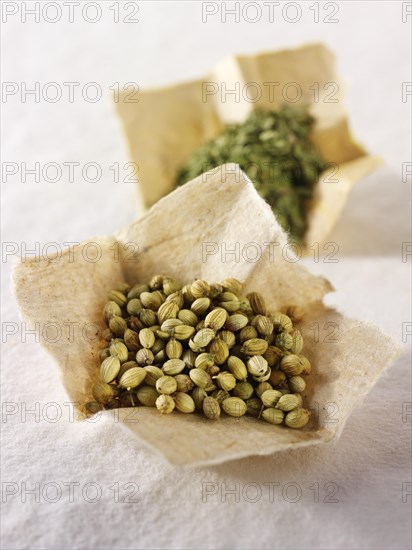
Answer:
13;165;401;466
116;42;383;247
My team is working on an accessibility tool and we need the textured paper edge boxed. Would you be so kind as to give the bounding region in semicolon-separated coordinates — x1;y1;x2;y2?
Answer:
12;166;401;466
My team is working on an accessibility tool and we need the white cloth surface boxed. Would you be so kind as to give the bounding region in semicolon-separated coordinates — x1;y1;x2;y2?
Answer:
1;2;411;549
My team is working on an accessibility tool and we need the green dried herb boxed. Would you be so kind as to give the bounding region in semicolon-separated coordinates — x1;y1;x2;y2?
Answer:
175;105;327;242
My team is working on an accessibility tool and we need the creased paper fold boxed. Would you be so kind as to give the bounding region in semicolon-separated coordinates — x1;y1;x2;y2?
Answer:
13;165;400;466
116;43;383;247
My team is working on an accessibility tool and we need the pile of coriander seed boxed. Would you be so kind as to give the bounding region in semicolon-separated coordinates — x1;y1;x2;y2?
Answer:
87;276;311;429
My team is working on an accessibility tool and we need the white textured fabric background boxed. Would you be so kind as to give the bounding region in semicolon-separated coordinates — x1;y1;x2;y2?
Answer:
1;1;411;549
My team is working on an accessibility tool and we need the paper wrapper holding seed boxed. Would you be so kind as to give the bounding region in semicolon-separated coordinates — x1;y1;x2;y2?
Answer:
116;42;382;248
13;165;400;467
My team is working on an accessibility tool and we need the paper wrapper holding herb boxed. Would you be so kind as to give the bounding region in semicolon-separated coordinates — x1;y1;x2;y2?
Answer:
116;42;382;247
13;166;400;467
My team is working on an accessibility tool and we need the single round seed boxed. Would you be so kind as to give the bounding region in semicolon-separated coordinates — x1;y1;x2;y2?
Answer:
189;368;213;389
271;312;293;332
227;356;248;381
204;307;227;331
157;301;179;325
209;339;229;365
239;326;258;342
127;298;142;316
222;397;247;417
245;397;262;417
136;386;158;407
285;408;310;428
202;396;221;420
107;290;128;308
288;376;306;393
269;370;287;387
109;316;127;337
109;341;129;363
162;359;186;376
193;328;216;348
174;374;194;393
100;356;121;383
166;338;183;359
262;408;284;425
136;348;154;366
156;394;175;414
92;382;120;404
252;315;274;336
149;274;164;290
191;297;210;316
174;325;195;341
140;309;158;327
276;394;301;411
162;277;181;296
141;291;164;311
139;328;155;349
280;355;304;376
118;367;146;389
232;381;254;400
241;338;268;356
224;313;249;332
124;329;140;352
191;279;210;298
103;301;122;322
156;375;178;395
173;392;195;413
247;355;268;377
263;346;284;367
221;278;243;295
214;372;236;392
247;292;266;315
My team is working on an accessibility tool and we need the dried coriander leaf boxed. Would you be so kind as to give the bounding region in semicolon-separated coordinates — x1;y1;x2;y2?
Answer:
175;105;327;243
